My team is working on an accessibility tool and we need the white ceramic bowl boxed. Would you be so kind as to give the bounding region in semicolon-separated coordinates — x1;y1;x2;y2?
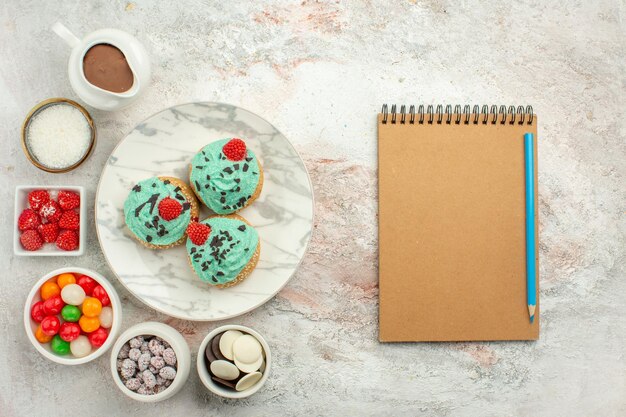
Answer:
197;325;271;399
14;185;86;256
23;267;122;365
110;322;191;402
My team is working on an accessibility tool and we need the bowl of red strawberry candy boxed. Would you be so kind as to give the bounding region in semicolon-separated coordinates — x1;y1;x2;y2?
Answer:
14;186;85;256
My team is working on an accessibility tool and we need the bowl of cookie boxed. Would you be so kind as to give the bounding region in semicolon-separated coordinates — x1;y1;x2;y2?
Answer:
197;324;271;399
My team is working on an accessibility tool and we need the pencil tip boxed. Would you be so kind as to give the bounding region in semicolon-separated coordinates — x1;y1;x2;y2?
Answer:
529;315;534;324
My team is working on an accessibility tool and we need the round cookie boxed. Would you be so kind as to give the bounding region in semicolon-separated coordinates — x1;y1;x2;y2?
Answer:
236;372;262;392
185;214;260;288
232;334;262;364
210;360;240;381
219;330;243;360
123;176;199;249
189;138;263;215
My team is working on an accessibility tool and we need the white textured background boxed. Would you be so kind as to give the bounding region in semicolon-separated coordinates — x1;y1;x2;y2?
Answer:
1;1;624;416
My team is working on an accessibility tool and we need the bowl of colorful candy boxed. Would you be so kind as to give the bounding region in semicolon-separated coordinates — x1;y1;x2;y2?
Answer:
110;322;191;402
197;324;271;399
23;267;122;365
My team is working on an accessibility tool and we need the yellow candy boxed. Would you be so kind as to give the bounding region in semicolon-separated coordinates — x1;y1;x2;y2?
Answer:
40;281;61;300
81;297;102;318
79;316;100;333
56;273;76;289
35;325;53;343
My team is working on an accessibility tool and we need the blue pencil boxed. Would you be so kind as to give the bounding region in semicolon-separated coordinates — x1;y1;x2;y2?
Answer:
524;133;536;324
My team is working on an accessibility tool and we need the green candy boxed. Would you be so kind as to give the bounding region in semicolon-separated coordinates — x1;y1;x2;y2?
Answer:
61;305;81;322
51;335;70;355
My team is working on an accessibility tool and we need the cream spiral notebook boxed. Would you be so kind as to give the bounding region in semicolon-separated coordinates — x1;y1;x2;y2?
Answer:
378;104;539;342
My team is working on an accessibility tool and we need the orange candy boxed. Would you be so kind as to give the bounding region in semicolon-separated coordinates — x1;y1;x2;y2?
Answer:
79;316;100;333
35;325;53;343
56;273;76;289
40;281;61;300
81;297;102;318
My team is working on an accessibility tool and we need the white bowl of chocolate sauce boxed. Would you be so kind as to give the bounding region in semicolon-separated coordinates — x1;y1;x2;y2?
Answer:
53;22;150;111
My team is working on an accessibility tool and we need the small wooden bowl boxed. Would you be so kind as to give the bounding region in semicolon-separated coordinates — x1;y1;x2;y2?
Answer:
21;98;96;173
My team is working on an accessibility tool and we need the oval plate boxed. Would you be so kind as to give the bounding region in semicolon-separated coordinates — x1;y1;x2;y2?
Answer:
96;103;313;320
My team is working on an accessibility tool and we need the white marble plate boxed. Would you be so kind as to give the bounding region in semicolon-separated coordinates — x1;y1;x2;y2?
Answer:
96;103;314;320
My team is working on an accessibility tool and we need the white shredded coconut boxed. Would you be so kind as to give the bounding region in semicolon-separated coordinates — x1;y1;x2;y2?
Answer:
26;103;91;169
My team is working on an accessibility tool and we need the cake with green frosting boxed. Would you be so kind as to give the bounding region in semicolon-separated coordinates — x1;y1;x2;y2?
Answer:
189;138;263;215
123;176;199;249
185;215;260;288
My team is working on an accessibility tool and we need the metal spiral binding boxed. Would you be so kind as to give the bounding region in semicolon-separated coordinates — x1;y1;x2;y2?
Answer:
381;104;534;125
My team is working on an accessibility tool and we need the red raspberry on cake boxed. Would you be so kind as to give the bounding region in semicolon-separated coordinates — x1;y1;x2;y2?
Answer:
38;222;59;243
186;221;211;245
57;190;80;210
158;197;182;221
56;229;79;251
222;138;247;161
20;229;43;251
58;210;80;230
18;208;41;231
27;190;50;211
39;200;62;223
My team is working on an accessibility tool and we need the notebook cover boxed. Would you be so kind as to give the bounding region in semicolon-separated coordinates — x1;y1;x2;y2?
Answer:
378;114;539;342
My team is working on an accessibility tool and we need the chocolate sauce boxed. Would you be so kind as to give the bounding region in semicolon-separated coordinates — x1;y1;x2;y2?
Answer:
82;44;134;93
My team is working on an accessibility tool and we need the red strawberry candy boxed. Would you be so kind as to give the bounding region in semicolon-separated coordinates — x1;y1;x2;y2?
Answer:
58;210;80;230
30;301;46;323
92;285;110;307
158;197;183;221
42;295;64;315
18;208;41;231
38;222;59;243
186;221;211;245
28;190;50;211
39;200;62;223
59;322;81;342
76;275;98;296
222;138;247;161
20;229;43;251
57;190;80;210
56;229;79;251
88;327;108;347
41;315;61;336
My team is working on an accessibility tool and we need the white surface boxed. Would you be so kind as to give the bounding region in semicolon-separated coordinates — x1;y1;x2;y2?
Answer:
13;185;85;256
197;324;271;399
110;321;191;402
95;103;314;320
23;267;122;365
1;1;624;416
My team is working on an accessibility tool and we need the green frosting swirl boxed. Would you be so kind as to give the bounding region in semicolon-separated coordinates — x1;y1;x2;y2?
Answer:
123;177;193;246
186;217;259;285
190;138;261;214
